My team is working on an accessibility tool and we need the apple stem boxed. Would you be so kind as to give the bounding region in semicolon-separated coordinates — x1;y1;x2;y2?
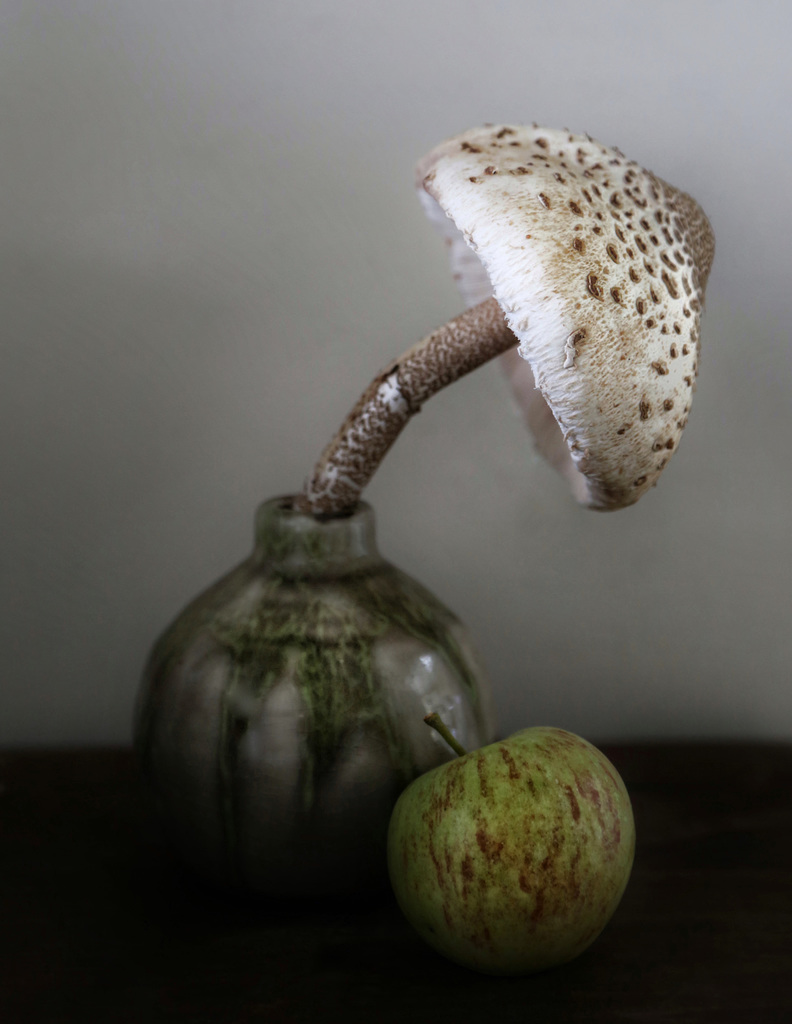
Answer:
424;713;468;758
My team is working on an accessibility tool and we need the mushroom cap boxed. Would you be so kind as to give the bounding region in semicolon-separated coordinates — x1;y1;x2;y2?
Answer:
417;124;714;509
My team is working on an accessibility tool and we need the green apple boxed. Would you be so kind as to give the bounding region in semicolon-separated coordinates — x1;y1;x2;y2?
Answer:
387;718;635;975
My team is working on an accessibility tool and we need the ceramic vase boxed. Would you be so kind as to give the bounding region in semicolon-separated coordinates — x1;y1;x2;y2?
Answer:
135;496;496;896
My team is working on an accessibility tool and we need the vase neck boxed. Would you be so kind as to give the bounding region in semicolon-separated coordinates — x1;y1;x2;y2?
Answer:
253;497;382;578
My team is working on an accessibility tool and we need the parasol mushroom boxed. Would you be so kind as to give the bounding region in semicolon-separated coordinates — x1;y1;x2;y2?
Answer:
299;124;714;516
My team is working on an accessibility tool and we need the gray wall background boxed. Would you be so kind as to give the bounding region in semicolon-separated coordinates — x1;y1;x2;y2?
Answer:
2;0;790;746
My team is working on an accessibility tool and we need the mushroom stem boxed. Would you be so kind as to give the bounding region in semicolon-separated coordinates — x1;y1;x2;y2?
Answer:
297;296;516;516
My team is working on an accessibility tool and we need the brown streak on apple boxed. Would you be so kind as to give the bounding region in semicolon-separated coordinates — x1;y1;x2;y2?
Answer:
603;783;621;853
531;889;546;922
476;829;504;861
425;789;444;826
437;760;462;812
428;835;446;888
576;774;602;813
577;773;621;857
568;850;583;900
564;784;582;822
500;746;520;780
476;755;489;797
461;855;474;900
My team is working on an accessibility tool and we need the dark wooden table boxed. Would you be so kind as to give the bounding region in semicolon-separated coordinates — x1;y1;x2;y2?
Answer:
1;744;791;1023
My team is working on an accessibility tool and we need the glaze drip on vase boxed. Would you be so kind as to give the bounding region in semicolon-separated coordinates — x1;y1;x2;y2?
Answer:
135;497;496;897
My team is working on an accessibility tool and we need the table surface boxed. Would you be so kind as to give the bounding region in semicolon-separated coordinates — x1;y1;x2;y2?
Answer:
2;744;791;1024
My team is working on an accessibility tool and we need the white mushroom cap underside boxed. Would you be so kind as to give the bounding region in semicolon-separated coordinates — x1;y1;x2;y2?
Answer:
417;124;714;509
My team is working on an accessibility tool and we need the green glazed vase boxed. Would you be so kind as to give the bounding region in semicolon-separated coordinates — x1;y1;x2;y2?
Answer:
135;496;496;897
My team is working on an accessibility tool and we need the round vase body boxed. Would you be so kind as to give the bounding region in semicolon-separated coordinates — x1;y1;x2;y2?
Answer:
135;497;496;897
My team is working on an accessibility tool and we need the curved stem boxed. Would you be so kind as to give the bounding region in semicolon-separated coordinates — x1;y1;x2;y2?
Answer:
298;297;515;516
424;713;468;758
